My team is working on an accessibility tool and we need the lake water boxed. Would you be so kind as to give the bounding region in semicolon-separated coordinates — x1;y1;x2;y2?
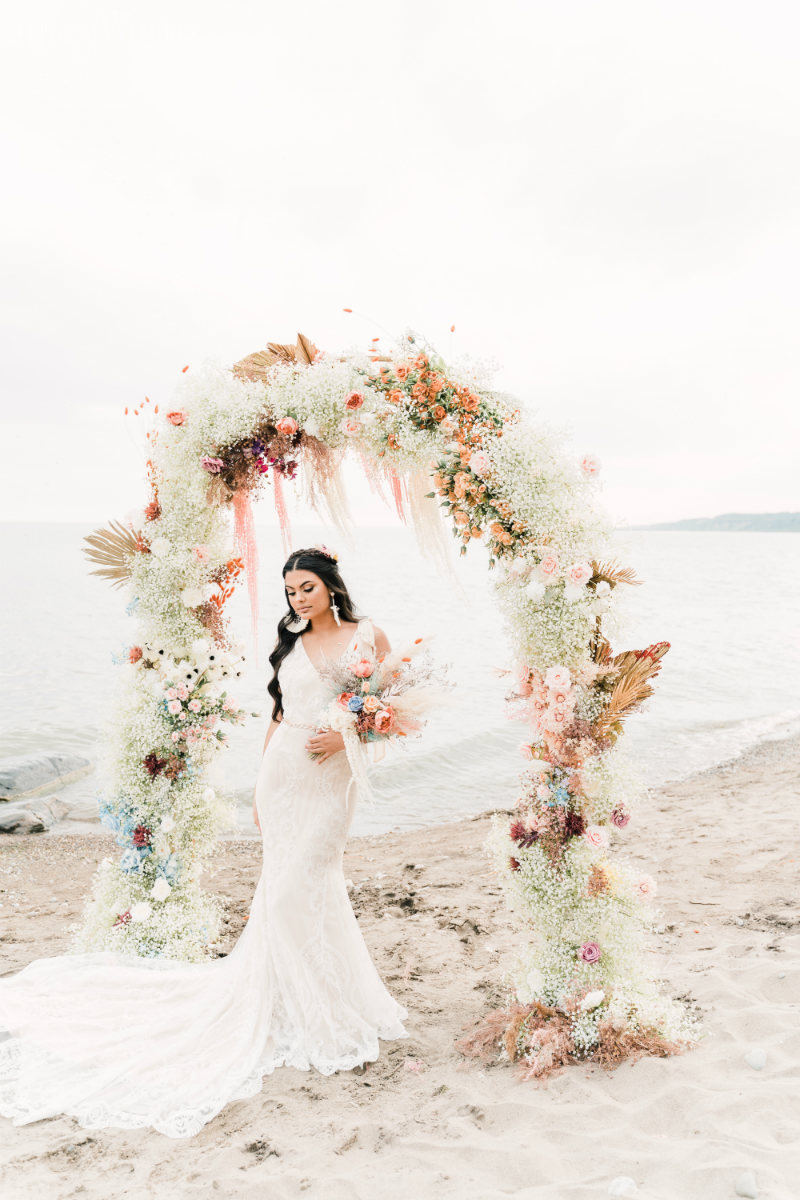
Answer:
1;522;798;837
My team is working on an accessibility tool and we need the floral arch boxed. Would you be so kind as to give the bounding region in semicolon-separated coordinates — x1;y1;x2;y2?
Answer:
82;331;694;1070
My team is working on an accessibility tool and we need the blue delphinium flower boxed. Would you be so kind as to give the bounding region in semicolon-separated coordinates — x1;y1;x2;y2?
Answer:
126;596;140;616
120;847;149;874
347;696;364;712
158;853;180;884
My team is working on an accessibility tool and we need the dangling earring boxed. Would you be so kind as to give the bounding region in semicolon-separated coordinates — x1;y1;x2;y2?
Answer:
286;612;309;634
330;592;341;626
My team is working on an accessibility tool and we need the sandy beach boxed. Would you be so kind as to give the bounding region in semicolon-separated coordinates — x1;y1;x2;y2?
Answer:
1;736;798;1200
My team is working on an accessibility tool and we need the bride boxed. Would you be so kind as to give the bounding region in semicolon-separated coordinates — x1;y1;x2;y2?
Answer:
0;546;408;1139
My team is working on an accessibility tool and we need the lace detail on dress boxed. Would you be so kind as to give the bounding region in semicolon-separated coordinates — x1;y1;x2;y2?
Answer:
0;618;407;1139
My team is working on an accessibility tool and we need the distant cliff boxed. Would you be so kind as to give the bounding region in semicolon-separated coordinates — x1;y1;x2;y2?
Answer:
631;512;800;532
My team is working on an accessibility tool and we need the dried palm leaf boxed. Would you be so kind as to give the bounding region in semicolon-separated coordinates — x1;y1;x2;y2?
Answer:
294;332;317;364
83;520;141;588
590;628;613;665
232;333;319;382
591;559;642;588
231;349;276;383
594;642;670;737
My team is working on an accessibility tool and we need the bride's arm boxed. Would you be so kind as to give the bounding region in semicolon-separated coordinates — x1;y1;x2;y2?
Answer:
261;714;282;756
373;624;391;657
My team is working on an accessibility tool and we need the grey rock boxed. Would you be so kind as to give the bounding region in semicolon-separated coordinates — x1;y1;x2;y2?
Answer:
0;753;92;800
0;796;71;834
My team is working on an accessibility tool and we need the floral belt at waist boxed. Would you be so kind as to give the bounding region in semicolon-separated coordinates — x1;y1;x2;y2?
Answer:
281;717;317;731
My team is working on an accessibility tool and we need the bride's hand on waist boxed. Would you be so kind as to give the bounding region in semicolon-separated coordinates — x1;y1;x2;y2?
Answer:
305;730;345;763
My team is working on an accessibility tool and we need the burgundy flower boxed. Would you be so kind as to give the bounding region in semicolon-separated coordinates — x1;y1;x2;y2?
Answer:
565;811;586;838
509;857;521;872
132;824;152;848
579;940;601;964
611;808;630;828
143;753;166;777
510;820;539;849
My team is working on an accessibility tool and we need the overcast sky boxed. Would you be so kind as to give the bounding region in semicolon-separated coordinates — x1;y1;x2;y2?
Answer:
1;0;798;527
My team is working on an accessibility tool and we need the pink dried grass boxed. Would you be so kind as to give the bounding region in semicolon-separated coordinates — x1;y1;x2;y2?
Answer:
457;1003;689;1082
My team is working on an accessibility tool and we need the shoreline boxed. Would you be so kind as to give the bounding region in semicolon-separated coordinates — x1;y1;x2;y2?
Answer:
1;734;798;1198
19;724;800;843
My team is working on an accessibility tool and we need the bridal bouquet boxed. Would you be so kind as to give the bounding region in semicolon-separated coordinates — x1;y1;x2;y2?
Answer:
311;636;449;801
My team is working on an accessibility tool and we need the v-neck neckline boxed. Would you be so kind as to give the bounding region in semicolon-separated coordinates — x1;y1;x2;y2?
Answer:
299;622;360;676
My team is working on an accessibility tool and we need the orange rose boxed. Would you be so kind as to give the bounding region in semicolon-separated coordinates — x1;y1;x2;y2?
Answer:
470;527;483;538
411;383;426;400
500;531;513;545
374;708;394;734
490;521;505;537
395;365;410;381
463;395;479;412
433;405;446;421
453;510;469;526
387;389;403;404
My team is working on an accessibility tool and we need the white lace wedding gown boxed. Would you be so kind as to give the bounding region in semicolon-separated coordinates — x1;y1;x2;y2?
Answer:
0;618;408;1138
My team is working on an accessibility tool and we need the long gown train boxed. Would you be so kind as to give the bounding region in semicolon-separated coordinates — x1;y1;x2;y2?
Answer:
0;618;407;1138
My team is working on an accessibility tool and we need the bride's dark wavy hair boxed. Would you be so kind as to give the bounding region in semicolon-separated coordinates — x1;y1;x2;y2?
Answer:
267;547;363;721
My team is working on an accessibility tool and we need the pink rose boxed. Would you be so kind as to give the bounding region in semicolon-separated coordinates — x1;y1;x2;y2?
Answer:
583;824;610;850
165;687;178;700
168;699;182;715
580;454;600;477
374;708;394;734
538;554;560;582
611;808;630;828
340;416;361;436
192;545;209;562
177;685;189;700
536;783;550;799
519;743;534;760
635;873;657;899
178;711;187;721
579;940;601;964
188;699;202;712
171;731;180;742
544;666;571;691
566;561;593;588
351;659;374;678
344;391;364;411
200;455;225;474
469;449;491;476
337;692;356;709
166;410;187;426
276;417;298;436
